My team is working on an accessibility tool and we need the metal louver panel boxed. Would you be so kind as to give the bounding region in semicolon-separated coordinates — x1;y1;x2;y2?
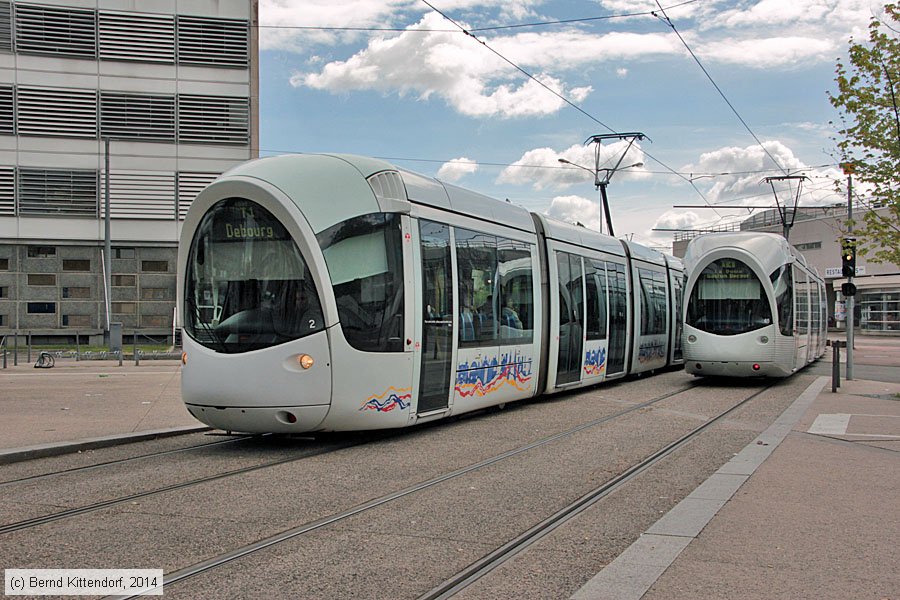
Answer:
0;166;13;215
177;171;218;219
17;86;97;138
177;15;248;67
100;92;175;141
15;3;96;58
101;171;176;219
0;2;12;52
178;95;249;145
18;168;98;217
368;171;407;202
99;11;175;63
0;85;13;134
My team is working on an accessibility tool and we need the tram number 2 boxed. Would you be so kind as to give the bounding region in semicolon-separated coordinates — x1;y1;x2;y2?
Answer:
309;319;317;329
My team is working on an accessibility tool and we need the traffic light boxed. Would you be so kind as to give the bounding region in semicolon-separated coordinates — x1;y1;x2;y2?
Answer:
841;237;856;277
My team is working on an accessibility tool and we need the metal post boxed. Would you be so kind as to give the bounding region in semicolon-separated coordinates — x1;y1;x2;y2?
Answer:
2;337;6;369
598;183;615;237
75;332;80;361
831;342;841;392
846;173;854;380
13;331;17;366
104;137;112;348
27;331;31;364
134;332;139;366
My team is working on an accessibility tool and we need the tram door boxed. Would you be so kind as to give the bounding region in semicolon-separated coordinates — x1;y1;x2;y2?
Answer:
556;252;584;386
418;221;454;413
607;262;628;376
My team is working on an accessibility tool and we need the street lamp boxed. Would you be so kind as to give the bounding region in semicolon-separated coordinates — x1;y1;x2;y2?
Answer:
557;158;644;236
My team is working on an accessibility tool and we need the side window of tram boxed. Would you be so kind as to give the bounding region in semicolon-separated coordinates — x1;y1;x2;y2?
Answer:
585;259;607;341
497;238;534;343
770;265;793;336
456;229;498;345
638;269;666;336
317;213;405;352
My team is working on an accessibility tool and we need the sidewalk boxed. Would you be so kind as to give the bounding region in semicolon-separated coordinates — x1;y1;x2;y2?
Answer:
0;359;201;461
573;339;900;600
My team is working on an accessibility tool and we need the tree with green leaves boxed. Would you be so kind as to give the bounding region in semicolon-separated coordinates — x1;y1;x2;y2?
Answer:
829;3;900;264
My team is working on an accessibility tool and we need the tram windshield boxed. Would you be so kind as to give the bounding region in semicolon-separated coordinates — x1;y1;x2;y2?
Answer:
184;198;323;353
686;258;772;336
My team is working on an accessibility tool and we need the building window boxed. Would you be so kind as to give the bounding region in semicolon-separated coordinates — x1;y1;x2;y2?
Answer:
105;171;176;219
0;285;7;298
860;290;900;332
18;169;98;217
0;257;8;269
0;84;13;135
111;302;136;314
141;260;168;273
793;241;822;251
14;3;97;59
176;15;248;68
0;166;13;216
142;314;168;327
0;314;4;326
177;172;218;220
112;274;136;286
27;245;56;257
178;95;249;145
17;86;98;138
62;314;91;327
27;302;56;314
62;259;91;271
113;248;135;259
100;92;175;141
27;273;55;286
62;286;90;299
98;10;175;64
141;287;168;300
0;2;11;52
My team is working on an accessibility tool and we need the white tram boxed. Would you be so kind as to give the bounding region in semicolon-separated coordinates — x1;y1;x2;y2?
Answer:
178;153;685;433
682;232;827;377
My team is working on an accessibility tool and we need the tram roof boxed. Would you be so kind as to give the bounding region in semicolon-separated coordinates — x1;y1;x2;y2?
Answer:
683;231;808;272
536;214;626;257
221;153;535;234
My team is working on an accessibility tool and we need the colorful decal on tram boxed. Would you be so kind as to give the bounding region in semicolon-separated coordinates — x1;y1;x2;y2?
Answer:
583;347;607;376
455;351;533;398
359;387;412;412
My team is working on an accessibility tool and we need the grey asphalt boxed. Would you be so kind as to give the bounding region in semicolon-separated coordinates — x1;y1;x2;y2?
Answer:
1;337;898;599
573;334;900;600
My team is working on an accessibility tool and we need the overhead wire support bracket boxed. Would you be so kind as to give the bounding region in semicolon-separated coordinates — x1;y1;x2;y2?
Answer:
584;132;648;237
762;175;809;241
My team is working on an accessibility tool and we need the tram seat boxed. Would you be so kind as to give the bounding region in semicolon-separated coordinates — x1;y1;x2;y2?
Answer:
460;309;476;341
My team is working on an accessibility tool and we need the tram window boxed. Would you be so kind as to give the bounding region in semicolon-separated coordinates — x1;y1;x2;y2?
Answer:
585;259;607;341
770;265;793;336
185;198;324;354
318;213;404;352
456;228;498;346
638;269;666;336
687;258;772;336
498;238;533;343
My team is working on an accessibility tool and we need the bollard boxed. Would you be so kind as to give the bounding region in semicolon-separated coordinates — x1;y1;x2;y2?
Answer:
13;332;17;366
2;338;6;369
118;348;123;367
830;340;846;393
134;333;139;367
27;331;31;364
75;331;80;362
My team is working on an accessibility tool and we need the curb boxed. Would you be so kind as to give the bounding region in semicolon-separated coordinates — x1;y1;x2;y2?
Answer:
0;425;211;465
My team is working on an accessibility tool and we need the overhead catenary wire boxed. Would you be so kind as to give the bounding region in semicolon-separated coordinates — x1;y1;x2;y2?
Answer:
419;0;721;217
651;1;789;176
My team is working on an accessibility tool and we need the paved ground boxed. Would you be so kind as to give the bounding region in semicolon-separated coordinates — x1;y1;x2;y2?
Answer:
1;336;898;599
573;335;900;600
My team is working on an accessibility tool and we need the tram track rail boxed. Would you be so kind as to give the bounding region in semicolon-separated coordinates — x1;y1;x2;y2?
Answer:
418;382;776;599
0;434;262;487
103;382;706;600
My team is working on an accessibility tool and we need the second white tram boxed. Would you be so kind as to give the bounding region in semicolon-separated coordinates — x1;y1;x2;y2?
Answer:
683;232;826;377
178;153;686;433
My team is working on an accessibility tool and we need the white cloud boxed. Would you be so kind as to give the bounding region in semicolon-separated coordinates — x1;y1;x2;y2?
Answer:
652;210;705;232
698;36;836;68
437;157;479;182
497;141;648;190
616;68;629;78
545;195;603;231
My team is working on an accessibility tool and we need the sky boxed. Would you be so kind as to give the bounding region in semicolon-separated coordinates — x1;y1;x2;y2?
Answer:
255;0;887;251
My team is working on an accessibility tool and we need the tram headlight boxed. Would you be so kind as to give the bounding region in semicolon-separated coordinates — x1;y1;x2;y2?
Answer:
297;354;315;369
181;352;187;365
687;335;697;343
759;336;769;344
